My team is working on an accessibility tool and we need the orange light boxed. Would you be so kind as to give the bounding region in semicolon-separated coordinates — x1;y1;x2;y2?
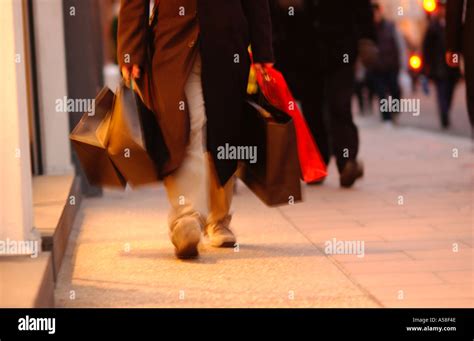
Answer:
409;55;422;71
423;0;437;13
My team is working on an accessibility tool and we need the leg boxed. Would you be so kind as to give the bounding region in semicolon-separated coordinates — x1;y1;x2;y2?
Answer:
205;155;236;247
300;71;330;166
443;77;458;128
326;64;359;173
366;73;376;115
445;77;457;112
354;80;365;114
434;79;450;128
207;154;234;226
387;71;401;122
163;55;207;258
463;58;474;128
370;72;390;121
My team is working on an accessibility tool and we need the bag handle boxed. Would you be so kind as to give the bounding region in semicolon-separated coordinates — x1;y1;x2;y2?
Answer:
121;78;146;105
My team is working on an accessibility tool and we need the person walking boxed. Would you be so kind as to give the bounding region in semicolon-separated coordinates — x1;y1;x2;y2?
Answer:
117;0;274;259
423;1;460;129
367;2;407;124
446;0;474;130
274;0;376;187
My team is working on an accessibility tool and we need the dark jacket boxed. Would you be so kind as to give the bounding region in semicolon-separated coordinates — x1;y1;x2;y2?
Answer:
446;0;474;125
374;19;400;73
275;0;374;69
423;17;460;80
117;0;274;186
270;1;307;96
446;0;474;58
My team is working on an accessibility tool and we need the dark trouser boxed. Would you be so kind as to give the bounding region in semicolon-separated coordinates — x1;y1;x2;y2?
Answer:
300;64;359;174
354;79;369;114
434;77;457;128
465;56;474;128
368;70;401;121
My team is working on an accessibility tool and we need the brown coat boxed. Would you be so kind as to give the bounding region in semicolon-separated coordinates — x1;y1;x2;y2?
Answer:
117;0;274;185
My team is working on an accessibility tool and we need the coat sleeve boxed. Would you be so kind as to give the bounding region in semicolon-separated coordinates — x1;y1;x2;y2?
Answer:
446;0;465;52
117;0;150;68
353;0;376;41
241;0;275;63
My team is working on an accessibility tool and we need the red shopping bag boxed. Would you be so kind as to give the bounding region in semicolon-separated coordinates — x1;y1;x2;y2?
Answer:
255;66;327;182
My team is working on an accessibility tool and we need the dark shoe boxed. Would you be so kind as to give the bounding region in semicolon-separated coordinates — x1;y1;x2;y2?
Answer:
441;114;450;129
170;217;201;259
205;215;236;248
340;160;364;188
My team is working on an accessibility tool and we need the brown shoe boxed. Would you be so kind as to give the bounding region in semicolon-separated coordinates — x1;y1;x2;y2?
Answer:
205;215;236;248
340;160;364;188
170;216;201;259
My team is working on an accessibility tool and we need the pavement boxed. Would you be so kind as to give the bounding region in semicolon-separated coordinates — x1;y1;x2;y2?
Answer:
391;81;471;138
55;114;473;308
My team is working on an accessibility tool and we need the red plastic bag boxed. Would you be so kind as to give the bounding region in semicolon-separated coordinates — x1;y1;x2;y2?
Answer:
255;66;327;182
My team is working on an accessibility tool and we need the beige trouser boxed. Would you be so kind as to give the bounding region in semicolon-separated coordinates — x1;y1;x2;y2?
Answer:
163;54;234;230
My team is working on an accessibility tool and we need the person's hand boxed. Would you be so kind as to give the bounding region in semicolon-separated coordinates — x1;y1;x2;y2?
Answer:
445;51;460;68
121;64;141;85
253;63;274;81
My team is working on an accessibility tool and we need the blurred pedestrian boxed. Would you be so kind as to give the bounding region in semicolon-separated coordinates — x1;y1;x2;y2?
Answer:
423;1;460;129
367;2;408;124
274;0;376;187
446;0;474;130
354;60;375;115
117;0;274;259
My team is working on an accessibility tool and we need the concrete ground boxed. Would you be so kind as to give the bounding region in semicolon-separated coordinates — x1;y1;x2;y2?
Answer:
379;81;471;138
55;115;473;308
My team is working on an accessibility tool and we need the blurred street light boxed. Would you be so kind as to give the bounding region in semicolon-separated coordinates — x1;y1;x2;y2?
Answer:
409;54;423;71
423;0;437;13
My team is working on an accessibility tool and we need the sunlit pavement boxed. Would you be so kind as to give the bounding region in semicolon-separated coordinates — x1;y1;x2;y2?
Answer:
55;114;473;308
